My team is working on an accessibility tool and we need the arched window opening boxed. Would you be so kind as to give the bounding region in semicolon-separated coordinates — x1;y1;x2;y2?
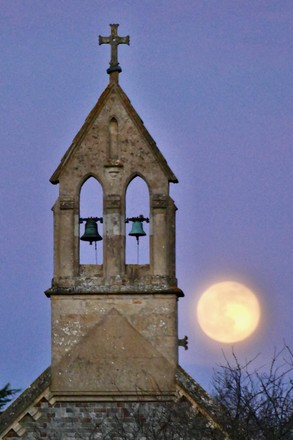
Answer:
79;177;103;265
126;176;150;264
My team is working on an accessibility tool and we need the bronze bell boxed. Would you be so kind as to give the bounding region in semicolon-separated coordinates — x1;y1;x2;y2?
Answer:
129;220;146;239
80;218;102;245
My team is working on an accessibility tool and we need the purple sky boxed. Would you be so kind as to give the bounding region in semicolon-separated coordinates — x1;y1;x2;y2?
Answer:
1;1;293;394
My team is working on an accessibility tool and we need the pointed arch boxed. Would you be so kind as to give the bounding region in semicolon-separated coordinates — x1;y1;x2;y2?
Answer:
125;175;150;264
79;176;103;265
77;173;104;195
125;172;151;195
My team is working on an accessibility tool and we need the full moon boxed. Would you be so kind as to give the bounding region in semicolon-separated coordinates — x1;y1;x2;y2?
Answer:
197;281;261;343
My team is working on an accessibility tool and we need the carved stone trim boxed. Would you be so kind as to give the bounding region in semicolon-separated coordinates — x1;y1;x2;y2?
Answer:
59;199;74;210
152;194;168;209
104;161;123;168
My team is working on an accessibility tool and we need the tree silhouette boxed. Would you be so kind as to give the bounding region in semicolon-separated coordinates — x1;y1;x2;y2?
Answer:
212;344;293;439
0;384;19;414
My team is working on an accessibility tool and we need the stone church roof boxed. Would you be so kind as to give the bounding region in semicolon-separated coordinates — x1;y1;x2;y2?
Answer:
0;366;225;438
0;368;51;437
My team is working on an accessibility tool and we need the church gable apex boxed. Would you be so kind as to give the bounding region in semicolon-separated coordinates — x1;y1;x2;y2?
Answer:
50;82;178;185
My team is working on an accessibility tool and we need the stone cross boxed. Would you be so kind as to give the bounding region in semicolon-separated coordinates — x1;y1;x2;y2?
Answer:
99;24;130;75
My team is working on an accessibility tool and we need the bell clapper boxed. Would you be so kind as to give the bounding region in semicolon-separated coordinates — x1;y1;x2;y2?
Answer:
136;236;139;264
95;241;98;265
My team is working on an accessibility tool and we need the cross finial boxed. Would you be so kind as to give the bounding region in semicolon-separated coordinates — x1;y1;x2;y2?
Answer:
99;24;130;80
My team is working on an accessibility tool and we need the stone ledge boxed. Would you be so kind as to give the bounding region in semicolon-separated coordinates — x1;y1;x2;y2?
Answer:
45;285;184;298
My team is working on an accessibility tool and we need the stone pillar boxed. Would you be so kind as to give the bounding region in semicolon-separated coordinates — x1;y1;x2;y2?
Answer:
167;197;177;280
53;197;77;286
103;166;125;281
151;194;168;276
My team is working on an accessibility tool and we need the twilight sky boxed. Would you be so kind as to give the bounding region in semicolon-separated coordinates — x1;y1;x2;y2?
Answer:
1;0;293;394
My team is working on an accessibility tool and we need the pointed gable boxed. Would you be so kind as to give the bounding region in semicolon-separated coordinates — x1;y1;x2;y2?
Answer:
50;82;178;185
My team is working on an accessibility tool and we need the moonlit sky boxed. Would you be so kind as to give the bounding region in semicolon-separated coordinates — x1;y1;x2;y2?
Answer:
1;1;293;395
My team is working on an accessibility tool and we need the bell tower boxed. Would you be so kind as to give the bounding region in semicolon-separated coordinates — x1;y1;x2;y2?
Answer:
46;24;183;399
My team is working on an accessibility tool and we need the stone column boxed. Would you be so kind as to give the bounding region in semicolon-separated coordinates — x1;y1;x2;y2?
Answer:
53;197;77;286
151;194;168;276
103;166;125;281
